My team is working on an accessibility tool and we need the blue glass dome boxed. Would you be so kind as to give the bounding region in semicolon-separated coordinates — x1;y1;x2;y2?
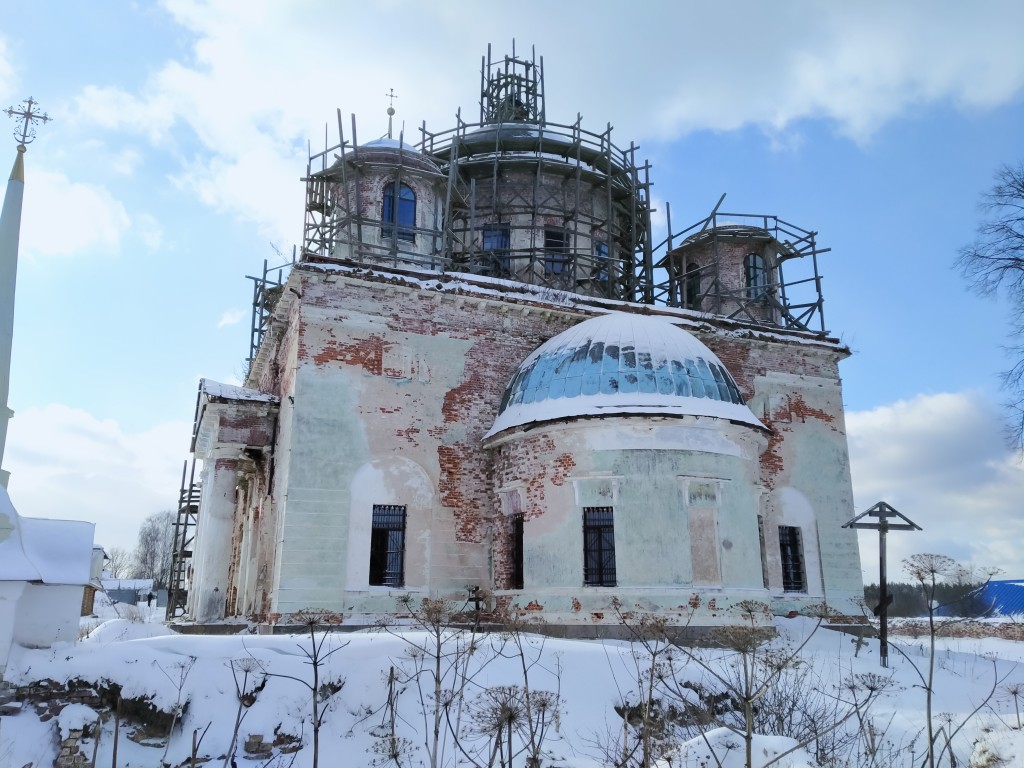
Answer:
485;312;763;437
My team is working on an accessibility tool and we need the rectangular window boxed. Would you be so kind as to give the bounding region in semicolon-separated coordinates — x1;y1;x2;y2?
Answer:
778;525;806;592
593;239;610;284
510;512;524;590
482;224;511;275
583;506;616;586
745;253;769;301
382;183;416;242
544;228;570;276
369;505;406;587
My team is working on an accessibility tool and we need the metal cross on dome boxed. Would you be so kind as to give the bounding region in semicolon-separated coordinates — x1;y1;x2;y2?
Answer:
4;97;52;146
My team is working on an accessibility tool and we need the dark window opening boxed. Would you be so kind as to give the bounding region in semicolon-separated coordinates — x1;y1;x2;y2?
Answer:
685;261;701;309
583;506;616;587
510;512;524;590
544;228;570;276
382;182;416;242
779;525;806;592
370;504;406;587
757;515;769;589
482;224;511;275
593;240;610;285
744;253;769;300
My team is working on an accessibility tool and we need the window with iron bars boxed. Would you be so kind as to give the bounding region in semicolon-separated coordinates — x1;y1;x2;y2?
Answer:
583;506;616;587
510;512;524;590
369;504;406;587
778;525;806;592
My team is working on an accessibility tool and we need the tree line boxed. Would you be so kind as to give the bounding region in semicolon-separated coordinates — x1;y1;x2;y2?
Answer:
863;578;993;618
103;510;175;588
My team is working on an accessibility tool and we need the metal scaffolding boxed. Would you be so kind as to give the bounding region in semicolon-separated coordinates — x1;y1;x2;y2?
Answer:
652;199;830;334
165;459;200;620
251;45;835;366
298;44;654;305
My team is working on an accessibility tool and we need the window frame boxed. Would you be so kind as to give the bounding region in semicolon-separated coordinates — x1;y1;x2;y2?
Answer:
684;261;702;309
593;239;610;285
382;182;416;242
482;224;512;275
369;504;407;587
583;506;616;587
744;252;769;301
778;525;806;593
544;228;570;277
510;512;524;590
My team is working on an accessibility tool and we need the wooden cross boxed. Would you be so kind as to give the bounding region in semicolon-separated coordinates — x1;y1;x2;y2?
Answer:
4;97;51;146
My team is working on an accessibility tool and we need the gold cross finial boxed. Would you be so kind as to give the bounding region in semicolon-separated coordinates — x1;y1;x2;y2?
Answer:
4;97;52;147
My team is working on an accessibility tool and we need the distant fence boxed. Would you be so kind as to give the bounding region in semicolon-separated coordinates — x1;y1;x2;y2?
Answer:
105;588;168;608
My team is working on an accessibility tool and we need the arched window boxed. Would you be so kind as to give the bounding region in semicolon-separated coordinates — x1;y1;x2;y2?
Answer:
382;182;416;242
744;253;769;300
684;261;701;309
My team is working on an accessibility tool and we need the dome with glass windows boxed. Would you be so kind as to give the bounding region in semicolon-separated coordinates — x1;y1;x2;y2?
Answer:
484;312;764;438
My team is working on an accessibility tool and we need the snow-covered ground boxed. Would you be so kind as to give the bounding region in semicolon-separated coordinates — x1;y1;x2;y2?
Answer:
1;598;1022;767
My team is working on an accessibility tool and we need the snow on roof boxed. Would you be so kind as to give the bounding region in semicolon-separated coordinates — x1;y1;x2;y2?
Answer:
200;378;279;404
362;137;420;152
294;260;844;351
0;486;94;585
485;312;765;438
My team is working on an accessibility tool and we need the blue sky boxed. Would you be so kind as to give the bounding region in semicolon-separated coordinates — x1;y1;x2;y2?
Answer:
2;1;1023;580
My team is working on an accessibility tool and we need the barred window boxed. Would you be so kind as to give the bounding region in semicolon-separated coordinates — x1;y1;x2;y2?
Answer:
779;525;806;592
369;505;406;587
583;506;616;587
510;512;524;590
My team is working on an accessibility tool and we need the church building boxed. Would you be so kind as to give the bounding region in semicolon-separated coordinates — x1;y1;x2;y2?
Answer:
170;46;864;631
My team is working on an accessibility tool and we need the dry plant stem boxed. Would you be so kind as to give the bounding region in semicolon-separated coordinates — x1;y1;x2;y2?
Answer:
159;655;196;765
256;611;347;768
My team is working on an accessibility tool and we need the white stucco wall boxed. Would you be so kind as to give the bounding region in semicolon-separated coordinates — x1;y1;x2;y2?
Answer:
188;460;239;622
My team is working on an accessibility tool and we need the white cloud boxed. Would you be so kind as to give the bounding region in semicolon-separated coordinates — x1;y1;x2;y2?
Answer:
4;404;192;551
71;84;178;145
20;168;131;258
57;2;1024;253
848;392;1024;581
217;308;244;328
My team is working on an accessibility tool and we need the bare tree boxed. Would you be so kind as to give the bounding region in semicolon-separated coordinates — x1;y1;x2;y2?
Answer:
956;161;1024;449
104;546;132;579
131;510;175;587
